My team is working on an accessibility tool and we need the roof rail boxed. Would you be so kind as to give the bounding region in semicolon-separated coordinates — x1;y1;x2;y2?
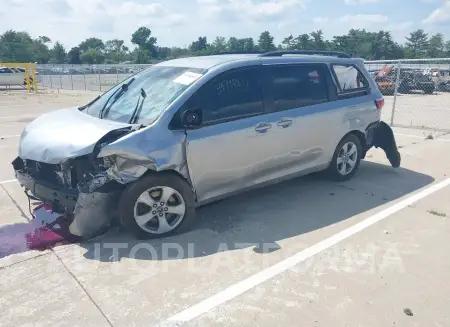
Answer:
259;50;351;59
216;51;264;55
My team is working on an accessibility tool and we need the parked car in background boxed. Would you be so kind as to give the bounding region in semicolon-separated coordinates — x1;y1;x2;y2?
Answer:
369;65;395;95
13;67;40;83
0;66;26;86
432;69;450;91
374;76;395;95
394;70;435;94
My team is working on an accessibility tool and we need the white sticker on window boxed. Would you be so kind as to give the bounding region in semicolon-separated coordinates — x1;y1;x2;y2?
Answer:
173;72;203;85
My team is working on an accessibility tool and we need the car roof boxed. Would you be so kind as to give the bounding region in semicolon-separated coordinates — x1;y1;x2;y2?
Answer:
156;54;260;69
156;53;360;70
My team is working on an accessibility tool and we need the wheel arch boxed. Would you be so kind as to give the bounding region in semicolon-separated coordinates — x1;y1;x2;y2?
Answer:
141;168;197;199
340;130;367;159
346;130;366;148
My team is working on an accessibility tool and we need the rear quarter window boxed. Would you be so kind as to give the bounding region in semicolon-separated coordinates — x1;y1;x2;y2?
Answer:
332;64;369;93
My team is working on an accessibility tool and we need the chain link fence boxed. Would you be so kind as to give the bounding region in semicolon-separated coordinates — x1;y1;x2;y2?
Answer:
36;64;153;92
36;59;450;132
365;58;450;132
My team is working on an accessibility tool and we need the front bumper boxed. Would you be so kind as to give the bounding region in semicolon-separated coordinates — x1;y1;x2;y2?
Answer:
14;163;121;239
15;169;78;212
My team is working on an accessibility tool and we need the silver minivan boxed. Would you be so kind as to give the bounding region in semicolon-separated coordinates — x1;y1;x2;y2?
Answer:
13;51;400;239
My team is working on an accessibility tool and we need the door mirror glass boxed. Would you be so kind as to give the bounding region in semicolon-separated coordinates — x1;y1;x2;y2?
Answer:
181;109;203;128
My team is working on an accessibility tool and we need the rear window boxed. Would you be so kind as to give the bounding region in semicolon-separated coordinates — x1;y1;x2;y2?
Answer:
332;65;369;92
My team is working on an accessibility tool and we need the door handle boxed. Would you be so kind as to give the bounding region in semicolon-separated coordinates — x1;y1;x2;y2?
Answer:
255;122;272;133
277;118;293;128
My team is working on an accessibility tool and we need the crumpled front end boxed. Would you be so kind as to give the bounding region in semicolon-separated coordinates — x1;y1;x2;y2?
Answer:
13;122;190;239
12;154;120;238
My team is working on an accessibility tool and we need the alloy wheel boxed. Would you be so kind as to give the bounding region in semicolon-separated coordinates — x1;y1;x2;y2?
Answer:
337;142;358;176
133;186;186;234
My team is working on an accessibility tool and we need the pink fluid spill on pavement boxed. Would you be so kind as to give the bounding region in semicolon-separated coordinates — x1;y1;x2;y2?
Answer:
0;204;70;258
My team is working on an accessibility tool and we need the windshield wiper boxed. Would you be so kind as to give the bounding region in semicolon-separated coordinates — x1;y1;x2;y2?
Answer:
99;78;135;119
129;88;147;124
79;95;100;111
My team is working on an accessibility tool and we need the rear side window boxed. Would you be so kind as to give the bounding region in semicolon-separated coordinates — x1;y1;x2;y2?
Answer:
268;65;328;112
332;65;369;93
200;67;263;124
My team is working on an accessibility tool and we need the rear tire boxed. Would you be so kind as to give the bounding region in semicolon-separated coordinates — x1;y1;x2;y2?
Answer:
118;173;196;239
326;134;362;182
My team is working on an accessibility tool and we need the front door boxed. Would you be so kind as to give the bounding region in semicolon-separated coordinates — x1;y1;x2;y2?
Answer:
185;66;276;203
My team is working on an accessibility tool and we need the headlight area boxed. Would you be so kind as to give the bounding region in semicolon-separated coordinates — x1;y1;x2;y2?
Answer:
76;155;117;193
99;155;149;185
78;154;148;193
69;154;149;237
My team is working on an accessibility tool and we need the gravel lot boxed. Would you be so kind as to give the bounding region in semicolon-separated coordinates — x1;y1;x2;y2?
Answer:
0;91;449;327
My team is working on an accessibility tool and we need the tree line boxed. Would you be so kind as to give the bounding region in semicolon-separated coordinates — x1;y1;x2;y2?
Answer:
0;27;449;65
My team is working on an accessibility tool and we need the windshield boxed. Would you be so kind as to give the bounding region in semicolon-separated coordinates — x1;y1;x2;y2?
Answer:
81;66;206;125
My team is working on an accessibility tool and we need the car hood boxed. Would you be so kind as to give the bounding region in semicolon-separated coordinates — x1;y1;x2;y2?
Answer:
19;107;133;164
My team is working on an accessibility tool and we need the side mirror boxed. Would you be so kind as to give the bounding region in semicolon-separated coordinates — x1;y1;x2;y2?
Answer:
181;109;203;129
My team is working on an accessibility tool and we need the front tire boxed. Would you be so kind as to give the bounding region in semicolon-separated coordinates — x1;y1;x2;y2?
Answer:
118;173;196;239
326;134;362;181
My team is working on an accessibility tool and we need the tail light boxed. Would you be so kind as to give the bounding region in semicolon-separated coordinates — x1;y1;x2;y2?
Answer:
375;98;384;110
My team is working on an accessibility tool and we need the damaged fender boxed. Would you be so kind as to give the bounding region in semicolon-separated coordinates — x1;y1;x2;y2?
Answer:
97;126;191;185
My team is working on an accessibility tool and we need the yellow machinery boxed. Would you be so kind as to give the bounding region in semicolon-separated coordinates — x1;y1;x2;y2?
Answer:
0;62;38;92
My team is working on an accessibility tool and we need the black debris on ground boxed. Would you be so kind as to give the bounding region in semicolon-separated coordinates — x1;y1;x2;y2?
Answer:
404;308;413;316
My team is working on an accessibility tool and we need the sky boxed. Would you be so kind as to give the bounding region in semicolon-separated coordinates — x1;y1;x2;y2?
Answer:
1;0;450;49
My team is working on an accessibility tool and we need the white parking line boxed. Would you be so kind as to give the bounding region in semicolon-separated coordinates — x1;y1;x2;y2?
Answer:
0;179;17;185
162;177;450;325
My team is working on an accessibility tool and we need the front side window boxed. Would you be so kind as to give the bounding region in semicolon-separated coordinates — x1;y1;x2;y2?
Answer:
81;66;206;125
199;67;264;124
269;64;329;112
332;65;369;92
